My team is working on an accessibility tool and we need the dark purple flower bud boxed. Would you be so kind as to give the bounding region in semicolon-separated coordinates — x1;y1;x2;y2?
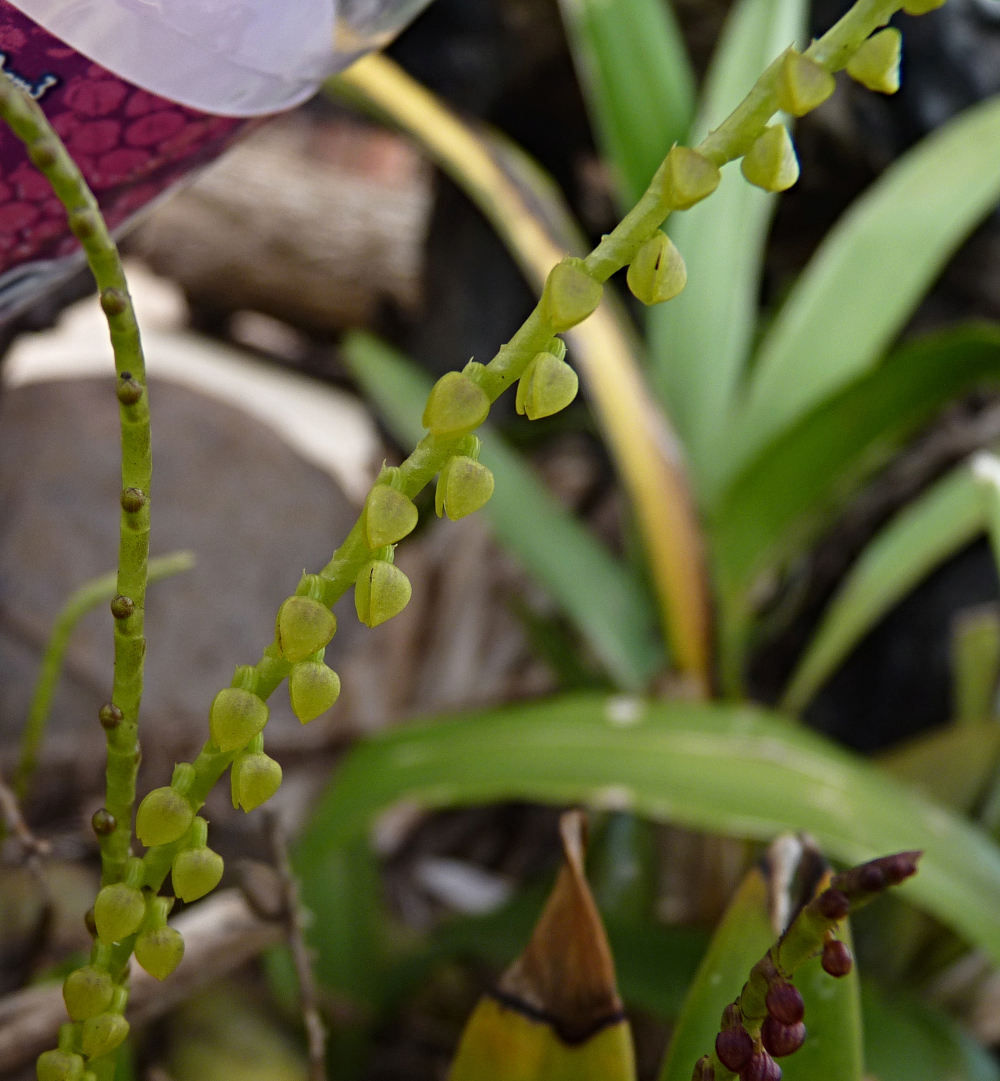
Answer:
761;1017;806;1057
716;1026;754;1072
765;981;804;1025
741;1051;781;1081
882;851;920;885
817;888;850;920
822;939;853;977
858;863;886;892
721;1002;743;1029
692;1055;715;1081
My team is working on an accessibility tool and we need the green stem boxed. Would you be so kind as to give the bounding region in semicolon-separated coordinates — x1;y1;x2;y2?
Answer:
14;552;193;803
0;81;150;890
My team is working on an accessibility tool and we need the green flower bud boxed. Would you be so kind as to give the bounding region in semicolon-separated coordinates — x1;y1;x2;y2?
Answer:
515;351;580;420
540;258;603;332
363;484;419;549
231;752;283;813
846;28;901;94
36;1050;85;1081
422;371;490;438
93;883;145;944
626;231;687;306
355;560;412;628
135;925;185;981
171;845;224;904
662;145;721;210
135;786;193;847
79;1012;130;1059
776;50;836;116
289;661;341;723
208;687;268;753
741;125;800;192
276;596;337;664
62;965;114;1022
435;456;495;520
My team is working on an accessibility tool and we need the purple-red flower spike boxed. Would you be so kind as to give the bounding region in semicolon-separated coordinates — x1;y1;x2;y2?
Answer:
716;1026;754;1072
822;939;853;977
765;981;804;1025
762;1017;807;1058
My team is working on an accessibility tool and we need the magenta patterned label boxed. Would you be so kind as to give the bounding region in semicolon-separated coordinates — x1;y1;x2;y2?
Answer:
0;0;253;314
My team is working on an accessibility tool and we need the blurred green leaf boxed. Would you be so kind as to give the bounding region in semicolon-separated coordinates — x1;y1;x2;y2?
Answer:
861;980;999;1081
557;0;695;209
299;693;1000;968
952;605;1000;724
783;463;985;713
343;331;663;690
648;0;806;490
658;865;775;1081
730;93;1000;490
879;721;1000;813
711;324;1000;602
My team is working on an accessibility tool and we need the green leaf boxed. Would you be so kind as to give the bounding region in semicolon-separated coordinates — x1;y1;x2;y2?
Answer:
557;0;695;209
730;93;1000;490
648;0;806;491
861;980;999;1081
783;463;985;713
342;331;663;690
711;324;1000;602
299;693;1000;969
658;865;775;1081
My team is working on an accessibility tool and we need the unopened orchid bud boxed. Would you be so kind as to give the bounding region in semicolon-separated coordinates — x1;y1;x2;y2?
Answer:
289;660;341;723
36;1050;85;1081
93;883;145;944
776;50;835;116
742;1051;782;1081
627;230;687;306
208;687;268;753
62;966;114;1022
716;1025;753;1072
135;786;193;847
762;1017;806;1058
540;258;603;332
231;751;282;813
741;125;800;192
79;1012;129;1059
422;371;490;438
662;145;721;209
355;560;412;628
135;925;185;981
846;28;901;94
817;888;850;920
171;844;224;904
276;596;337;664
692;1057;715;1081
363;485;419;549
821;938;853;977
435;456;495;520
765;981;804;1024
516;350;580;420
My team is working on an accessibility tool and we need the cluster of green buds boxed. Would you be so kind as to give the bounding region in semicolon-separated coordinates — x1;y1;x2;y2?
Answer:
275;577;342;720
696;851;920;1081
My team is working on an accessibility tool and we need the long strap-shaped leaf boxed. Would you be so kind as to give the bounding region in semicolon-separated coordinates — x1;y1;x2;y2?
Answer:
712;324;1000;606
300;693;1000;967
782;462;986;712
556;0;695;209
344;332;663;689
648;0;806;493
727;93;1000;494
